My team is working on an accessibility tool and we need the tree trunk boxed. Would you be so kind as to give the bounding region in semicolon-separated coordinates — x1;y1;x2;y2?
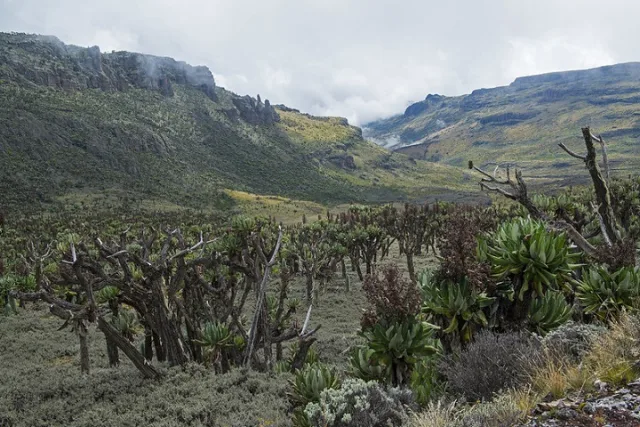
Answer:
581;128;619;244
406;252;416;284
78;321;90;375
97;317;160;379
144;327;154;361
305;274;314;305
152;330;166;362
150;277;188;366
290;338;317;372
105;336;120;367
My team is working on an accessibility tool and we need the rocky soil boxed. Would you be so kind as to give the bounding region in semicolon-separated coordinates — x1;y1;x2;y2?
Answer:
523;380;640;427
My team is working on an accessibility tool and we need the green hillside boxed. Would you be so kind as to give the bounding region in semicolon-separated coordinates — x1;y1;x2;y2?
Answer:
0;32;471;214
365;63;640;188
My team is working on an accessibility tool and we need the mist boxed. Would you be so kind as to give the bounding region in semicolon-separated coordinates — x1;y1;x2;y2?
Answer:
1;0;638;124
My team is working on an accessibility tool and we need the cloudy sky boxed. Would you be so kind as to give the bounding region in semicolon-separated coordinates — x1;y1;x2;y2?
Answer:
1;0;638;125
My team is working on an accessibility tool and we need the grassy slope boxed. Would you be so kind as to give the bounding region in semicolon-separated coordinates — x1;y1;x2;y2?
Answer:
365;63;640;188
0;32;472;216
276;109;477;204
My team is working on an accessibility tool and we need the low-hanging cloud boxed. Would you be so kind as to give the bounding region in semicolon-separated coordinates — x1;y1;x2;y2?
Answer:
1;0;638;125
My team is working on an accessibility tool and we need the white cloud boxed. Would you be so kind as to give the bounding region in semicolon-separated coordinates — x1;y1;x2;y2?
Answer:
0;0;638;125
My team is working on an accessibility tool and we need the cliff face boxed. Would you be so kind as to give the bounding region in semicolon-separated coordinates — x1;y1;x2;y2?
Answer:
0;33;219;101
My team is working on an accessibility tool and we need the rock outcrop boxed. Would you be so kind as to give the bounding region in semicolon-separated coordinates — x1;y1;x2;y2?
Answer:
404;94;446;116
0;33;217;101
232;95;280;125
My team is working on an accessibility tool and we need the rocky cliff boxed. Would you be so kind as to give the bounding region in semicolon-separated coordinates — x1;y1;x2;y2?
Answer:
0;33;219;101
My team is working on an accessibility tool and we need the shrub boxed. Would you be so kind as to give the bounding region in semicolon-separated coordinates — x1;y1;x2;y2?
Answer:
541;321;606;363
478;217;581;302
410;356;447;406
457;390;532;427
441;330;540;401
528;290;572;335
289;363;341;408
435;206;494;288
361;319;440;386
349;346;391;383
410;400;459;427
576;265;640;321
420;271;494;344
361;263;422;328
303;378;416;427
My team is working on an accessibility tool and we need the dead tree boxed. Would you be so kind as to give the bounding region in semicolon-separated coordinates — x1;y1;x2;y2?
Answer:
471;126;627;265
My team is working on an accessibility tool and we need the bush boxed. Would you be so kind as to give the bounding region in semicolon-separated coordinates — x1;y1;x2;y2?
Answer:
441;330;540;401
361;263;422;328
289;363;341;408
528;290;573;335
410;400;459;427
542;321;606;363
576;265;640;321
420;271;494;345
477;217;581;302
410;356;447;406
410;389;535;427
303;378;416;427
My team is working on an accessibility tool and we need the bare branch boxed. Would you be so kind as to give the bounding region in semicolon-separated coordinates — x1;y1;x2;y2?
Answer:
168;232;205;261
69;241;77;264
558;143;586;161
591;202;613;247
593;133;610;183
106;250;128;259
301;304;313;335
479;182;516;199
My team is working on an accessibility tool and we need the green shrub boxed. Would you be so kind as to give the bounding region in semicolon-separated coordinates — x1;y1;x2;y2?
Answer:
289;363;341;408
349;346;391;382
409;356;447;406
528;290;572;335
478;217;581;301
361;319;440;386
303;378;416;427
420;271;494;344
576;265;640;321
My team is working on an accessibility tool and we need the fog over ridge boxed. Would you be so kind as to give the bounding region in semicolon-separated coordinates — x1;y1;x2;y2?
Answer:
1;0;636;125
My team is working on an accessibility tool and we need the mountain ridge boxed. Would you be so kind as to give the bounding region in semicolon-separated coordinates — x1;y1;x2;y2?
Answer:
364;62;640;187
0;32;472;213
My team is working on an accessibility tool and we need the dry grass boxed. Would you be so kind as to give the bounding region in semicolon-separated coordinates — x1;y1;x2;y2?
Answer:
584;312;640;386
410;389;536;427
410;400;459;427
530;357;570;399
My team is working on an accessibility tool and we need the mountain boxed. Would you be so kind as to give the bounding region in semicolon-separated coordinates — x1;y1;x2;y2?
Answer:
0;32;471;213
364;63;640;187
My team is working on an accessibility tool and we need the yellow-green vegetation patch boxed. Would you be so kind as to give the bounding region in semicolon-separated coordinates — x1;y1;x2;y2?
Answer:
224;189;328;224
277;108;360;148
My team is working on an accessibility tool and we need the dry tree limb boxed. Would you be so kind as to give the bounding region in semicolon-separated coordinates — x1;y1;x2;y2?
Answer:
243;226;284;367
560;128;619;245
97;317;160;379
471;127;621;263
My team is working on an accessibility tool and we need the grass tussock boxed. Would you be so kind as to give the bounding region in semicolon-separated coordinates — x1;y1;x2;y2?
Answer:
583;312;640;386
